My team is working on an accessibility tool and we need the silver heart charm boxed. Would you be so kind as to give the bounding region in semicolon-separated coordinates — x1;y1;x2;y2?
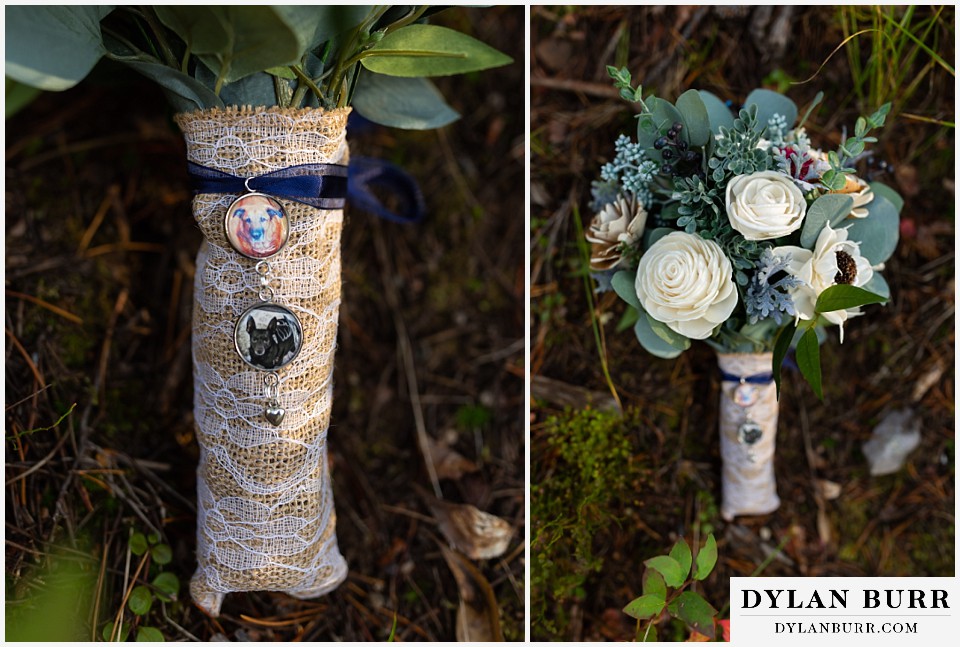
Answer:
264;403;285;427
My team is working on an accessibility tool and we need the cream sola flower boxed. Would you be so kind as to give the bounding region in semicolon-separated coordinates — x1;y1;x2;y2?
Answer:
635;231;738;340
773;222;875;342
585;195;648;270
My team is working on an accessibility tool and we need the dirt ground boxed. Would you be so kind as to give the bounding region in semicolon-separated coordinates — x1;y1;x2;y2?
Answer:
5;6;524;642
530;6;954;642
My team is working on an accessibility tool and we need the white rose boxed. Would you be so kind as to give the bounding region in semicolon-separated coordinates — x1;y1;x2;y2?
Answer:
726;170;807;240
585;195;647;270
635;231;738;340
773;222;874;342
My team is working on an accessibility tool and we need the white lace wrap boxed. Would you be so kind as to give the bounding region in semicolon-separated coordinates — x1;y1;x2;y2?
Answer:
717;352;781;520
176;107;350;616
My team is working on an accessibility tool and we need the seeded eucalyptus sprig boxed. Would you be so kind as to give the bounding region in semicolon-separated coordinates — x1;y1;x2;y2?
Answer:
606;65;650;109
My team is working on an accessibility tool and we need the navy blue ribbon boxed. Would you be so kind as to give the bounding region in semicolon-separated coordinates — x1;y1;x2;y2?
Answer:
720;370;774;384
187;158;425;223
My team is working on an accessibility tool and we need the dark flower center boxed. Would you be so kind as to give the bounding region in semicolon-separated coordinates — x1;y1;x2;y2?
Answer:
834;250;857;284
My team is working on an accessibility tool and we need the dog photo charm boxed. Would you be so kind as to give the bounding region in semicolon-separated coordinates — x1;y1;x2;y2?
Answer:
224;192;289;259
234;303;303;372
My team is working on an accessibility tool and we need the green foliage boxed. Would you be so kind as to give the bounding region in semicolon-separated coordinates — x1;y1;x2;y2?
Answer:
845;192;901;263
4;6;511;126
360;24;513;77
606;65;646;105
128;585;154;616
531;408;646;638
707;106;771;183
743;88;798;135
624;535;720;640
136;626;165;642
800;194;855;248
821;103;891;190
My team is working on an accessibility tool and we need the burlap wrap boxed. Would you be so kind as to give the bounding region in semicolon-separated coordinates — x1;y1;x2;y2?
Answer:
717;352;781;520
175;107;350;616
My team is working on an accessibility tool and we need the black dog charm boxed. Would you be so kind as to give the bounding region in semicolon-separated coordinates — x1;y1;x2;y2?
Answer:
247;315;296;369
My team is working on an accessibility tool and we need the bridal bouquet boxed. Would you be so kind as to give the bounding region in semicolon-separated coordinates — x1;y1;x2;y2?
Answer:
588;68;902;518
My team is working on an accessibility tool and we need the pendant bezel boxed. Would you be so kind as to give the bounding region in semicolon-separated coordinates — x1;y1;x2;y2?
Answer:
234;302;304;371
224;192;290;260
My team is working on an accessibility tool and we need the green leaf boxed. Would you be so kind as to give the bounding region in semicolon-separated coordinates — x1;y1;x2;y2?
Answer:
643;555;685;588
611;270;641;310
5;78;43;118
642;568;667;599
103;621;131;642
265;66;297;80
799;194;854;248
638;97;684;160
147;532;160;545
796;327;822;400
675;89;711;147
193;62;277;108
744;88;798;133
151;572;180;601
361;24;513;77
128;585;154;616
697;90;735;134
623;594;666;620
616;307;641;333
693;534;718;580
642;226;674;250
772;320;797;398
271;6;371;52
102;48;224;112
150;543;173;565
646;313;692;348
668;591;718;640
637;623;658;642
869;181;904;213
669;539;692;580
352;72;459;130
815;285;887;313
129;531;148;556
845;193;900;264
5;6;112;91
634;314;689;360
136;626;165;642
862;273;890;301
154;7;229;55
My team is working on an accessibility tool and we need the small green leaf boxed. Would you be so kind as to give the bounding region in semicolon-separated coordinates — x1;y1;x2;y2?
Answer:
800;194;854;248
129;532;148;556
815;285;887;313
642;569;667;599
623;594;666;620
772;320;797;398
136;626;165;642
151;572;180;601
147;532;160;545
643;555;685;588
697;90;735;134
611;270;641;310
361;24;512;77
638;623;658;642
103;621;131;642
634;314;689;360
675;89;711;147
616;307;641;333
669;591;718;640
128;585;154;616
693;534;718;580
264;66;297;80
796;327;822;400
150;543;172;565
669;539;692;580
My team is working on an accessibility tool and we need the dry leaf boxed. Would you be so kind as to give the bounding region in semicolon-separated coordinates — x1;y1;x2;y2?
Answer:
814;479;842;501
438;543;504;642
426;434;480;481
427;497;514;560
911;360;946;402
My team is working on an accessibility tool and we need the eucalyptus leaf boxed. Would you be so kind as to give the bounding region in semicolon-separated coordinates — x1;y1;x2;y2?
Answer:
643;555;685;588
360;24;512;77
353;71;459;129
744;88;798;133
642;227;674;250
862;273;890;300
698;90;735;134
868;181;904;213
815;285;887;313
638;96;683;160
154;7;229;55
646;314;692;349
675;89;711;147
265;66;297;80
616;307;641;333
194;60;277;108
845;192;900;263
800;194;854;248
623;594;666;620
272;6;371;52
634;314;688;359
5;5;113;91
113;56;224;112
796;327;822;400
611;270;641;310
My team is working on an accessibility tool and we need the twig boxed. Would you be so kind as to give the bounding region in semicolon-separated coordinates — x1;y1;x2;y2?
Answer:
5;289;83;325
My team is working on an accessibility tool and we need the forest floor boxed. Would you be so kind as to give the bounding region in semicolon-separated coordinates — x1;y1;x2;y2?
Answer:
530;6;954;642
5;7;524;642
